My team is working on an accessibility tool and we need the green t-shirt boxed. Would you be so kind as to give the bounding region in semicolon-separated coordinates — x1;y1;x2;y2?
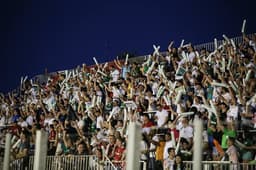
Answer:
221;128;236;149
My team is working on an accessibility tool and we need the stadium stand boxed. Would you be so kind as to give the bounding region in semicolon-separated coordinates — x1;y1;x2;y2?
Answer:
0;32;256;170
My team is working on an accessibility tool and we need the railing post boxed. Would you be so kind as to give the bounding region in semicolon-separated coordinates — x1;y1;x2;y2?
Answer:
33;130;48;170
126;122;141;170
143;161;147;170
193;118;203;170
3;133;11;170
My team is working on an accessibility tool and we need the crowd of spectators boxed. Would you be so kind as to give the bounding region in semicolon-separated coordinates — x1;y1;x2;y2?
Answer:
0;33;256;170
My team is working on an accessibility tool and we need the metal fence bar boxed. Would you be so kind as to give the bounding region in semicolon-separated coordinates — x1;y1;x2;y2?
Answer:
8;155;256;170
183;161;256;170
102;151;118;170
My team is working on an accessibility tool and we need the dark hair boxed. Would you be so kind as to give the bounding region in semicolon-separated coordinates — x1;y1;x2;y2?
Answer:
168;147;175;153
228;137;235;143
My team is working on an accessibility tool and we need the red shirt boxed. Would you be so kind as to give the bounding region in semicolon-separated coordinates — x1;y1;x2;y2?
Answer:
142;120;154;128
113;146;125;161
48;129;56;141
168;128;179;141
8;124;21;136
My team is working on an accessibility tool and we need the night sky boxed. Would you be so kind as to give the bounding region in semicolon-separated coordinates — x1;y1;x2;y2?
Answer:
0;0;255;93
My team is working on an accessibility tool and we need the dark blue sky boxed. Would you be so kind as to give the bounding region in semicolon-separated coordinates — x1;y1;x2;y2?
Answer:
0;0;255;93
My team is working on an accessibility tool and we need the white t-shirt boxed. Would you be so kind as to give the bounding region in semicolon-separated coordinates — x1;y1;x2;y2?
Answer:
111;106;121;120
112;87;122;98
191;103;205;113
29;88;37;98
222;93;232;103
188;52;196;62
111;69;120;82
226;105;238;122
96;115;104;129
44;118;55;126
164;140;174;159
0;116;6;126
43;95;56;111
177;123;193;141
151;82;159;96
18;121;28;128
164;157;175;170
26;115;34;126
149;135;158;158
155;109;169;127
140;140;148;160
77;119;85;129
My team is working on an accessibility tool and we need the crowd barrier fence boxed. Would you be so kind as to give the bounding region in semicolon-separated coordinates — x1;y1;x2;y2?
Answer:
8;155;117;170
183;161;256;170
7;155;148;170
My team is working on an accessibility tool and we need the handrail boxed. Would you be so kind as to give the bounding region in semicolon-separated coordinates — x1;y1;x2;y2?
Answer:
128;33;255;64
7;155;256;170
183;160;256;170
101;148;118;170
8;155;117;170
193;34;254;51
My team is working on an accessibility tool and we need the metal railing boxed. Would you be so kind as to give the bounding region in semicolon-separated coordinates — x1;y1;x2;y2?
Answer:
183;161;256;170
102;152;119;170
9;155;117;170
111;160;147;170
193;34;247;51
128;33;255;64
7;155;256;170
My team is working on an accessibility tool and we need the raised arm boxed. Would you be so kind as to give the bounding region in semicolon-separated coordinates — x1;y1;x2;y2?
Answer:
168;41;174;52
